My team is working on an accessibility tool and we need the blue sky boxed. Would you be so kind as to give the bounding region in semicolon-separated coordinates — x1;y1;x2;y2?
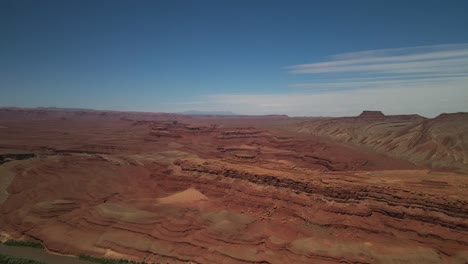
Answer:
1;0;467;116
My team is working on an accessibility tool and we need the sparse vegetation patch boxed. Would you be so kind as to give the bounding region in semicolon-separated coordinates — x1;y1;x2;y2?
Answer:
79;255;157;264
0;254;46;264
3;240;44;249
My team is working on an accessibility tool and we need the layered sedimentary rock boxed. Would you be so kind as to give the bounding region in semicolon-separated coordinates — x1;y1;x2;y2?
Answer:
290;112;468;173
1;153;467;263
0;108;467;263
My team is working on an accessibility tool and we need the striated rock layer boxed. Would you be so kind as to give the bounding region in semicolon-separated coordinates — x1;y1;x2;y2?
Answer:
290;112;468;173
0;108;467;263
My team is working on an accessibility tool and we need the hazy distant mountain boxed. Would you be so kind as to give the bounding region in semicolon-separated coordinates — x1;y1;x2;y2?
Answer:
179;110;237;115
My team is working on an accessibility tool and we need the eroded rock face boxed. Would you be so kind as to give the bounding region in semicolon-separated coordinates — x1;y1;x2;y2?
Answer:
0;154;36;164
291;112;468;173
1;155;467;264
0;108;467;263
358;110;385;118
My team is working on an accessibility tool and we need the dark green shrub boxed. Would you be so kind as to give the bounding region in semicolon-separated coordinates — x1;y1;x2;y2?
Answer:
0;254;46;264
3;240;44;249
79;255;156;264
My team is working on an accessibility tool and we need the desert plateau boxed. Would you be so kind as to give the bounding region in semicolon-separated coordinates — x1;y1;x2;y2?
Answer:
0;107;467;264
3;1;468;263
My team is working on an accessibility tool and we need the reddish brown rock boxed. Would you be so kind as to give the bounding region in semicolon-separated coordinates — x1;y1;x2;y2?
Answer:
0;107;467;264
358;110;385;118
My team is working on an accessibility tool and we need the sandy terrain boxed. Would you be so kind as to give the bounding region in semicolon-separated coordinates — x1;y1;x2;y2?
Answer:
158;188;209;204
0;108;467;263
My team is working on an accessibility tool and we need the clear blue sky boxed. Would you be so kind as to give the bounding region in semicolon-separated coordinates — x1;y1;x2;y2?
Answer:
1;0;468;116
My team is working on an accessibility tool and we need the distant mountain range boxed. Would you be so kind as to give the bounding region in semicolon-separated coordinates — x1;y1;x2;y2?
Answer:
178;110;237;115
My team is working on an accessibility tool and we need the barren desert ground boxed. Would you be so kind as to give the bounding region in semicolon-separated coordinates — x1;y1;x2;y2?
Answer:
0;108;467;263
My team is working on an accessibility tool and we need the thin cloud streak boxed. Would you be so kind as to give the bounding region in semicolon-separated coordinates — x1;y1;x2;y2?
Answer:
330;43;468;60
287;43;468;75
288;56;468;74
305;73;468;83
290;49;468;70
289;75;468;89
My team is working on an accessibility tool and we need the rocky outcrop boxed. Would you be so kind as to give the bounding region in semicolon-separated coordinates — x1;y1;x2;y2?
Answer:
290;113;468;173
358;110;385;118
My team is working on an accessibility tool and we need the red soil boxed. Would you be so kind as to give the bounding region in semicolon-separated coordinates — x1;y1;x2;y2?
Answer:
0;108;467;263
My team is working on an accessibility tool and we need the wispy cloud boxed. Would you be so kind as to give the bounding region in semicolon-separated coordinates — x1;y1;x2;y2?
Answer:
167;43;468;117
286;43;468;76
289;75;468;89
278;43;468;116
